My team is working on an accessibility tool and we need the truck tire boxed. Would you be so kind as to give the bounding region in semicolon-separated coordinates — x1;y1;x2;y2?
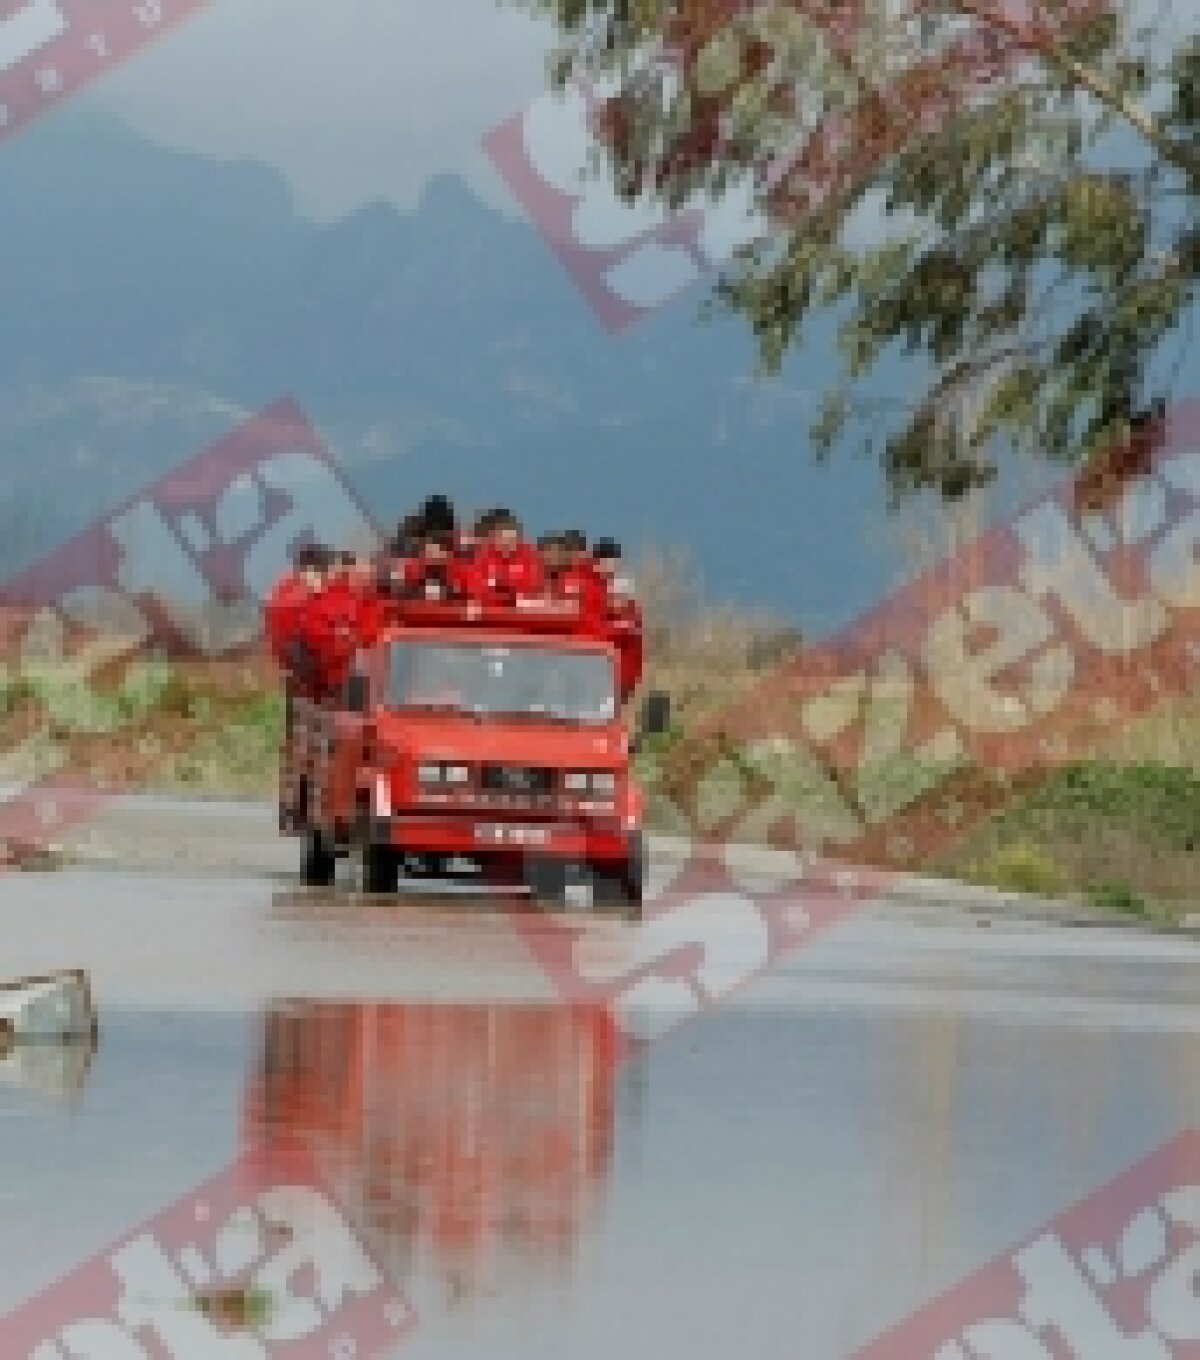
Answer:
591;833;645;919
362;842;399;894
302;830;337;887
524;855;568;905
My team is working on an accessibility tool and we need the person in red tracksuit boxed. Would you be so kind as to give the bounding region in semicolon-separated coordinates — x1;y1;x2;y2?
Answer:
307;553;366;695
474;509;544;604
592;539;643;700
265;542;331;698
344;551;385;650
543;529;606;621
377;497;480;606
538;532;570;592
401;531;475;602
376;515;424;604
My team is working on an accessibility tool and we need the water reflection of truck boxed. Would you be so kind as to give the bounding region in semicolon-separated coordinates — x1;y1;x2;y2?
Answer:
243;1000;621;1294
279;599;669;912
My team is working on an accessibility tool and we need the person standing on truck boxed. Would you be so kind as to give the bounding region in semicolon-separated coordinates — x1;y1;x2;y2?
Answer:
475;509;544;604
404;530;473;603
376;514;424;604
541;529;604;618
455;508;481;562
538;532;569;585
391;513;426;557
419;494;458;539
592;539;638;613
563;529;589;570
593;539;643;700
341;550;385;650
265;542;333;699
307;550;371;693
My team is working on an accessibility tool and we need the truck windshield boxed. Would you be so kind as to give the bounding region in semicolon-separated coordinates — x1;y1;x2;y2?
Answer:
387;642;616;723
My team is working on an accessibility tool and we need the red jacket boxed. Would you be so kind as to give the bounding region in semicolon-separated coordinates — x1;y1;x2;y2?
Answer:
306;578;366;694
600;578;643;699
549;562;607;621
265;572;324;696
379;550;479;604
350;574;385;649
475;542;545;603
609;605;643;699
264;570;304;662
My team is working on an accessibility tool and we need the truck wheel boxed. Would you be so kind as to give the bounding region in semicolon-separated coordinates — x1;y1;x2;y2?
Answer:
591;834;645;919
362;842;399;894
524;856;567;905
302;830;336;887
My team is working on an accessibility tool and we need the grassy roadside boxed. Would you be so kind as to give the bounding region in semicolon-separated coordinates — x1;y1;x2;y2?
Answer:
3;570;1197;924
0;646;284;800
936;759;1200;924
933;698;1200;925
4;651;1197;922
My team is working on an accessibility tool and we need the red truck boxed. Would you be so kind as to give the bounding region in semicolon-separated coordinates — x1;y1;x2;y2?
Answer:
277;595;668;913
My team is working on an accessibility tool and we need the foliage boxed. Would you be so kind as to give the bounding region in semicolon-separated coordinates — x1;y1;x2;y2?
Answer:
945;758;1200;918
1086;879;1153;918
995;758;1200;851
513;1;1200;499
961;838;1068;895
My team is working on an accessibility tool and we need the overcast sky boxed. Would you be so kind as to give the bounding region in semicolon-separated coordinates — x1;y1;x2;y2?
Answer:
70;0;1196;229
83;0;558;222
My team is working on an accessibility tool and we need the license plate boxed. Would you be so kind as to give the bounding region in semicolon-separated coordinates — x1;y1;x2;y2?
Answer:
474;823;551;847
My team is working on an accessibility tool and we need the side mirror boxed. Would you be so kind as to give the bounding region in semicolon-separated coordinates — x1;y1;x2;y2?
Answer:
641;690;671;737
345;672;369;714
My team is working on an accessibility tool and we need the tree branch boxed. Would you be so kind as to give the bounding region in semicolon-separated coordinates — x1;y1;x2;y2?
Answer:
950;0;1200;178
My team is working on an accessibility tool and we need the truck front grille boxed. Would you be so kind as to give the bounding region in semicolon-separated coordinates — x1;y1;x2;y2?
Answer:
480;764;555;796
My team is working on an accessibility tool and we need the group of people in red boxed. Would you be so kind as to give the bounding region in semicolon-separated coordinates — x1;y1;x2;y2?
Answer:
266;495;643;701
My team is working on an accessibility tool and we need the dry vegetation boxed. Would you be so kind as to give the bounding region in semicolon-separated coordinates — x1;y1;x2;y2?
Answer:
0;625;281;801
4;544;1199;922
634;545;804;731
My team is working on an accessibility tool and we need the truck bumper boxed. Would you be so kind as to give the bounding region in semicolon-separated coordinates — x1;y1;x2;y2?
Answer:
369;814;634;863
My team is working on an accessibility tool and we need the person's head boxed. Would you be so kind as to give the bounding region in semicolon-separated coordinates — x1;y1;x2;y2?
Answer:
473;508;499;540
342;550;374;586
538;532;569;573
562;529;588;562
420;494;457;535
389;514;424;557
419;530;454;563
592;538;622;577
491;509;521;555
294;541;333;587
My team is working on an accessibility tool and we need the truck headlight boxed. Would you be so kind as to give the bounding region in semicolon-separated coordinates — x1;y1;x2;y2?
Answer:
564;771;616;795
419;763;471;786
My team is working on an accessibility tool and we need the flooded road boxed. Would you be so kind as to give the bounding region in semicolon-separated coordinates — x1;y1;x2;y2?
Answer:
1;855;1198;1357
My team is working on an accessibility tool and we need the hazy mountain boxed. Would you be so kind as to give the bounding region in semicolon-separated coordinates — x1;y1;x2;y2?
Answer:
0;112;1047;631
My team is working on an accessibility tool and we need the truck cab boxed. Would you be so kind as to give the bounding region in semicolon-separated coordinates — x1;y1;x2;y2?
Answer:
281;599;666;913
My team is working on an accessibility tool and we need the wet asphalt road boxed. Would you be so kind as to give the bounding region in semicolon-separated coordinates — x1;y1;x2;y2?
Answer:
1;808;1198;1358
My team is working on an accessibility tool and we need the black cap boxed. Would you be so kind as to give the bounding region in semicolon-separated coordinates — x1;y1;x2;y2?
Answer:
421;495;457;532
593;538;621;559
294;541;333;569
